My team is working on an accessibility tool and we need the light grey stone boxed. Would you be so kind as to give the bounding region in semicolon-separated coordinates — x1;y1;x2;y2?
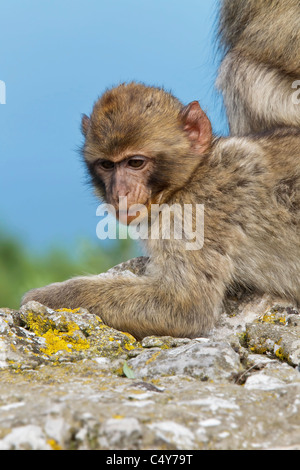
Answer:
0;257;299;449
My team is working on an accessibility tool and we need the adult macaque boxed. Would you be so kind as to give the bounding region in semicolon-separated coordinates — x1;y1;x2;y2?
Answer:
22;1;300;340
217;0;300;135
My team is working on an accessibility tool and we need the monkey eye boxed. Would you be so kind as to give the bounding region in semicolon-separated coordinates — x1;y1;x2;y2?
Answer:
127;157;146;169
97;160;114;171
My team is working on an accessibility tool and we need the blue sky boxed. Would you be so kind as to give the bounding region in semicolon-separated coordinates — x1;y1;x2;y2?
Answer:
0;0;226;254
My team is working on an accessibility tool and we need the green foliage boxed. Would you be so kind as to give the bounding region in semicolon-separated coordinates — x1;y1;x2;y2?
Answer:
0;230;138;309
122;361;136;379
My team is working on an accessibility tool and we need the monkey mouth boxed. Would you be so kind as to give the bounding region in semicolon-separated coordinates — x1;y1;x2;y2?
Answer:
116;203;149;225
116;209;129;222
116;210;139;225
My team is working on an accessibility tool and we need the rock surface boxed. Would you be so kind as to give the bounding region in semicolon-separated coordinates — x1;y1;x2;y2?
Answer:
0;257;299;450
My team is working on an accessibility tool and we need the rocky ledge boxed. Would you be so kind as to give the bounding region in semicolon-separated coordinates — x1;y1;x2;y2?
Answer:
0;257;299;450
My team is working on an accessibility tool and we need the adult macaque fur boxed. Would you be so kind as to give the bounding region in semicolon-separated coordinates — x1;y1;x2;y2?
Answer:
21;1;300;340
217;0;300;135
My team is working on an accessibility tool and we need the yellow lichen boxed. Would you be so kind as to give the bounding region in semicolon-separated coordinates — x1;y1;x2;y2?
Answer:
114;366;125;376
150;378;161;385
128;389;144;395
55;308;81;313
47;439;62;450
275;346;285;360
8;362;22;372
40;323;90;356
249;345;268;354
259;311;287;325
121;331;137;342
25;311;56;336
124;341;136;351
145;350;162;365
23;309;141;362
25;311;90;357
260;313;276;323
274;342;289;362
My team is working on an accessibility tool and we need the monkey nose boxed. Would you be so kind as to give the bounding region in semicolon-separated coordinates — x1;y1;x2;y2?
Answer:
116;184;130;198
114;189;130;206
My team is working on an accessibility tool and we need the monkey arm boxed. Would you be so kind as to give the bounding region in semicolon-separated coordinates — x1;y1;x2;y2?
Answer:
21;250;231;340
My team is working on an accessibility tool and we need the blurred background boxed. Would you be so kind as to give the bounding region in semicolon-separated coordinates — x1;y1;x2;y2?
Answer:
0;0;227;308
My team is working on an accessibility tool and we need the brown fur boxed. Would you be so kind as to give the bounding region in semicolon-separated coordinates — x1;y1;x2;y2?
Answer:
22;82;300;339
82;83;202;204
217;0;300;134
21;3;300;339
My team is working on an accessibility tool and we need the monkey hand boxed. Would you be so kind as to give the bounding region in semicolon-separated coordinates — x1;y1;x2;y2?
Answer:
21;280;79;311
20;268;222;340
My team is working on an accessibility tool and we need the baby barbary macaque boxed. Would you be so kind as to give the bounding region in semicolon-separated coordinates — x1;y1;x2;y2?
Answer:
22;81;300;339
22;0;300;339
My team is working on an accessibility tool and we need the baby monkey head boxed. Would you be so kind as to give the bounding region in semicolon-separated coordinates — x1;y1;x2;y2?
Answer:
81;82;212;224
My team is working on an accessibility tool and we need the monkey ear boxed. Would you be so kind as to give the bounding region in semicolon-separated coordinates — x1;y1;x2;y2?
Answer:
81;114;90;136
181;101;212;154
